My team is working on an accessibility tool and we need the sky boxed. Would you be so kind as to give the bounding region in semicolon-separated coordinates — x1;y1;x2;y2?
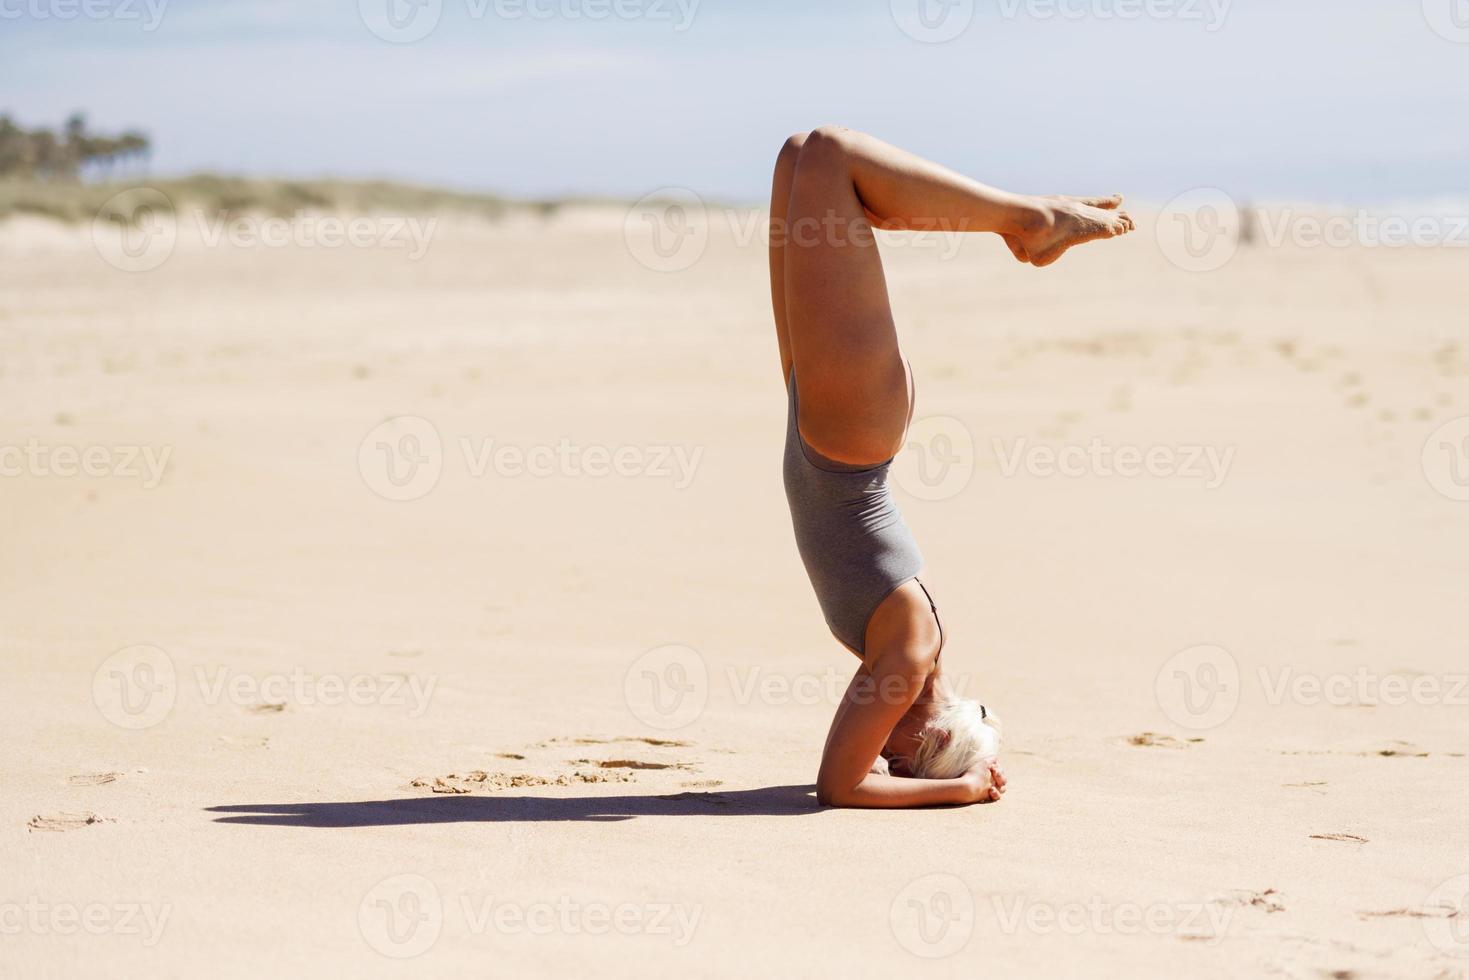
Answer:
3;0;1468;204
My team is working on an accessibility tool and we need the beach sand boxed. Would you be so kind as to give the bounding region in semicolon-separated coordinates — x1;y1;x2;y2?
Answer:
3;205;1467;978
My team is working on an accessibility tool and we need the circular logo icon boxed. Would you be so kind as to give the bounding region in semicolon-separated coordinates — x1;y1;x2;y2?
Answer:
624;644;709;730
1423;0;1469;43
890;0;976;43
1423;874;1469;955
890;873;974;958
1422;416;1469;502
358;0;443;43
1156;187;1241;273
359;416;443;502
624;188;709;273
91;188;177;273
1155;643;1240;731
894;416;975;502
93;644;177;730
358;874;443;958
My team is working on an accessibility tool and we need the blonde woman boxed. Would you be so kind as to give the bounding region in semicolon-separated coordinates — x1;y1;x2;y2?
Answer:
770;127;1133;807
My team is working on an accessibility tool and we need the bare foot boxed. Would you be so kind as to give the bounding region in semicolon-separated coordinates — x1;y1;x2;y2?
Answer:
1008;194;1134;267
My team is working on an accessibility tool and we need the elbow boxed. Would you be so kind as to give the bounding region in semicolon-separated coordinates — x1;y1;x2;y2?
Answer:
815;778;836;807
816;774;855;808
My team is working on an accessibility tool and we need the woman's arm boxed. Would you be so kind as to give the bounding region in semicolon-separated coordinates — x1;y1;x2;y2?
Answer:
816;650;998;808
822;769;989;809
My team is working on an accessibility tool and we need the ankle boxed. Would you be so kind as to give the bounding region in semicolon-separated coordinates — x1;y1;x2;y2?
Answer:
1004;196;1055;238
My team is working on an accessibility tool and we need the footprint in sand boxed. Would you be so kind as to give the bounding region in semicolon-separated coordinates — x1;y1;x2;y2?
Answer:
412;735;703;793
1371;741;1430;758
539;736;692;748
28;811;113;832
1357;907;1453;921
66;771;125;786
411;770;635;795
218;735;270;749
1125;733;1204;749
1220;888;1285;914
1281;743;1436;759
570;759;693;771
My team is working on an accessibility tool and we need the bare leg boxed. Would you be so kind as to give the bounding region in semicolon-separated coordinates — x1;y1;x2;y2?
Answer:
815;127;1134;268
769;132;807;384
772;128;1098;804
774;125;1132;465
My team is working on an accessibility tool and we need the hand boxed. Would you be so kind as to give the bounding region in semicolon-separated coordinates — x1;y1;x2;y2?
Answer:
960;759;1006;804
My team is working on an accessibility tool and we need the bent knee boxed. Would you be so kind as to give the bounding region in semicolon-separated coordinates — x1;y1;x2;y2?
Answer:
782;131;811;155
776;131;810;176
790;125;857;181
808;124;855;146
773;133;811;192
774;127;857;189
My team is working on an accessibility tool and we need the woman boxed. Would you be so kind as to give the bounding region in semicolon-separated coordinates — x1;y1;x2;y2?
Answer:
770;127;1133;808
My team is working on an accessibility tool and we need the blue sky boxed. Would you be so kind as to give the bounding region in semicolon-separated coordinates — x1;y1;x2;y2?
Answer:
4;0;1467;203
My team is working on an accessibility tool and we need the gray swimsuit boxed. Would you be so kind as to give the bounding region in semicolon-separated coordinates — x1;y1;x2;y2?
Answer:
782;370;939;654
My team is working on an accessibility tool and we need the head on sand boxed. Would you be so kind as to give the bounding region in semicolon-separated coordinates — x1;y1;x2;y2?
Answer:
882;697;1002;779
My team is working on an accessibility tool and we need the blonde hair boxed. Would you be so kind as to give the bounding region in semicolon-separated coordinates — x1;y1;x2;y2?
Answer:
909;699;1002;779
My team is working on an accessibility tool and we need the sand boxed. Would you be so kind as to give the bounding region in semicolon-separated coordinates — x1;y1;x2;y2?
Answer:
3;203;1467;978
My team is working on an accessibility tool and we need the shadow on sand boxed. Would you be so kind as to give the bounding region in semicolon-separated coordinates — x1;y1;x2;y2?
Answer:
207;784;821;827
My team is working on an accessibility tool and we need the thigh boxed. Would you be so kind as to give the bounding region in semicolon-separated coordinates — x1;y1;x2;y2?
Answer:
784;134;911;466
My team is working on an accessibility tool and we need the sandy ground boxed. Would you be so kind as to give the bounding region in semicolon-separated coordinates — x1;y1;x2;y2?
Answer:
3;203;1468;979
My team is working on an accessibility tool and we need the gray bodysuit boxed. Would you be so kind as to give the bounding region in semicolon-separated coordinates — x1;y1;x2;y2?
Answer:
782;371;933;655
